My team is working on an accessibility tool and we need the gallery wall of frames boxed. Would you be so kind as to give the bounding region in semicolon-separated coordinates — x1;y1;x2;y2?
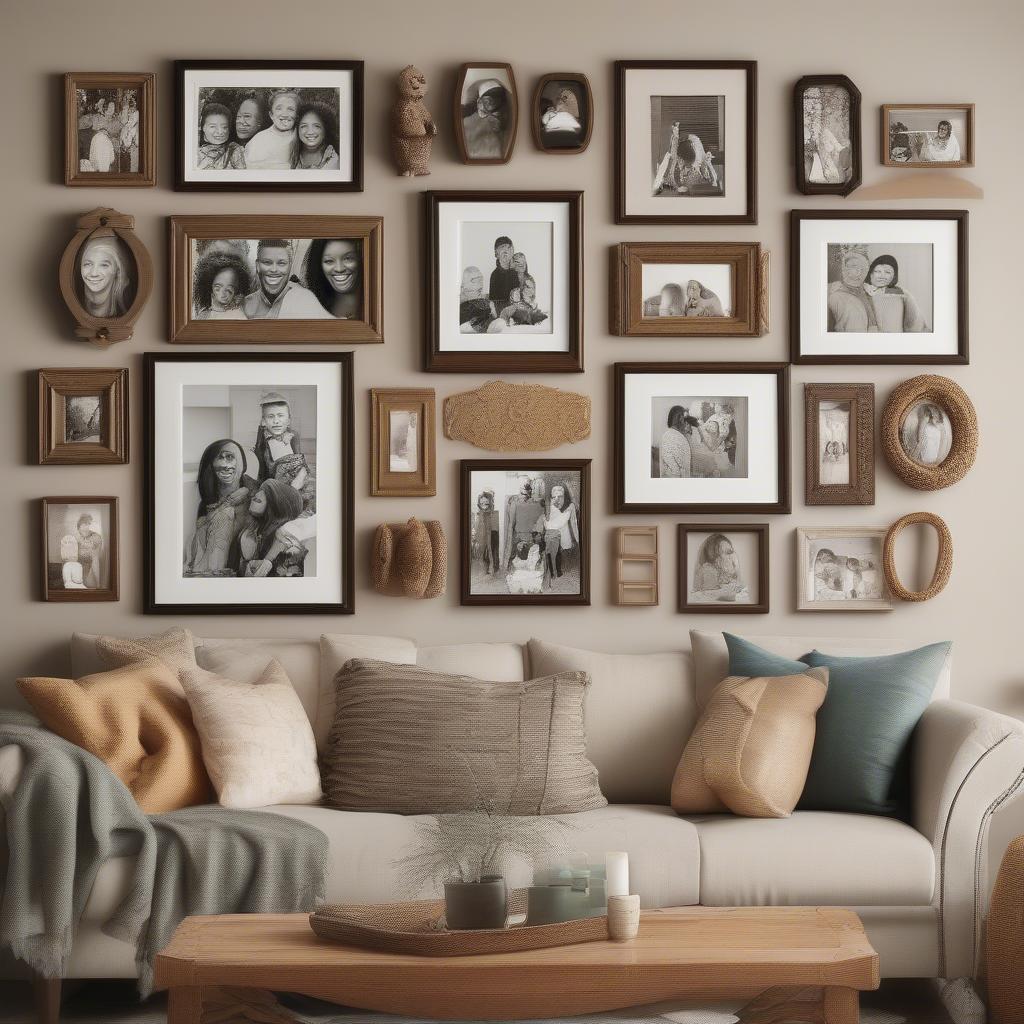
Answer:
8;0;1006;708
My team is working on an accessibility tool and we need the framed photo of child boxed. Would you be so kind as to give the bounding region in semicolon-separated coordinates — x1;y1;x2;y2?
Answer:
460;459;591;606
424;191;584;373
144;352;354;615
677;523;768;614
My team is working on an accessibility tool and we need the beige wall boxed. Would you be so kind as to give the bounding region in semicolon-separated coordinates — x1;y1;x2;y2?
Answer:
3;0;1022;715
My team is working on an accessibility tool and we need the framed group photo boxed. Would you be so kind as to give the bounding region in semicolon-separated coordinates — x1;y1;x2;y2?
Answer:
678;523;768;614
144;352;354;615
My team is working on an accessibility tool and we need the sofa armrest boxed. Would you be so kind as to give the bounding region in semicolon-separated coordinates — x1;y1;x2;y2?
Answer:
913;699;1024;979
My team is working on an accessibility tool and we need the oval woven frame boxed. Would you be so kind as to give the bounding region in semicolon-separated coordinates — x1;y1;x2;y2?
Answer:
883;512;953;602
881;375;977;490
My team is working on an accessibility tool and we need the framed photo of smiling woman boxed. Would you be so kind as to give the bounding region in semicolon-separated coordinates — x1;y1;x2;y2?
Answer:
169;215;383;344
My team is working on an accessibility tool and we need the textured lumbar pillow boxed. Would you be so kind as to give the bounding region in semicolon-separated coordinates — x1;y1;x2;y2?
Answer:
95;627;197;680
671;668;829;818
322;658;606;815
179;658;322;809
17;660;212;812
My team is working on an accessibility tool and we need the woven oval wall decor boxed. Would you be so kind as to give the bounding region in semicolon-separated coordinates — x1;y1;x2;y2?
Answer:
881;375;977;490
883;511;953;602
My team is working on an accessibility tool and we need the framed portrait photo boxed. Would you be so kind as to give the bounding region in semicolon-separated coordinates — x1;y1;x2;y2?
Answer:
175;60;363;191
424;191;583;373
454;63;518;164
144;352;354;615
791;210;968;365
797;527;892;612
461;459;590;606
65;72;156;187
804;383;875;505
614;362;790;515
370;388;436;497
678;523;768;614
168;215;383;344
794;75;861;196
882;104;974;168
38;368;128;465
41;497;118;602
615;60;756;225
532;73;593;154
610;241;767;337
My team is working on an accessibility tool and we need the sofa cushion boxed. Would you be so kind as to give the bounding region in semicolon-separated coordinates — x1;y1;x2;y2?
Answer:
685;811;935;906
418;642;527;681
527;639;697;805
72;629;197;682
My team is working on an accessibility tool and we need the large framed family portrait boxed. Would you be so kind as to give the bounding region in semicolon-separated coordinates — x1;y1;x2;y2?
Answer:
615;60;757;224
614;362;790;514
168;215;383;343
174;60;363;191
791;210;968;364
144;353;354;615
424;191;583;373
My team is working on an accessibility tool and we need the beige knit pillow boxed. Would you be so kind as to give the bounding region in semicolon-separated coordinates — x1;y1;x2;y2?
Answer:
671;668;829;818
96;627;197;682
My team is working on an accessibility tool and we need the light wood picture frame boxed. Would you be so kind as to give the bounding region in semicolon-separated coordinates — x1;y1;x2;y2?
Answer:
882;104;974;168
454;63;518;164
65;72;156;188
678;523;768;614
38;368;128;466
796;526;892;612
370;388;436;497
804;383;875;506
40;496;119;602
614;526;658;606
531;73;593;155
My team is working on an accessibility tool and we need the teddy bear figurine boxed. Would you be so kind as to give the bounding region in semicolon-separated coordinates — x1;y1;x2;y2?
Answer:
391;65;437;176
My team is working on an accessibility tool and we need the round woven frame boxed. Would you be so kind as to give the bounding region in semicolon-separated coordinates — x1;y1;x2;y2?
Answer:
883;512;953;602
881;375;977;490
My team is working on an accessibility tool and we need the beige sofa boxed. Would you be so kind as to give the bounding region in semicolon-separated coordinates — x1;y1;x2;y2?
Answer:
4;628;1023;985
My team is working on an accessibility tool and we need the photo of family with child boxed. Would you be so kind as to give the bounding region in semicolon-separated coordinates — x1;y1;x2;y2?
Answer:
651;395;748;480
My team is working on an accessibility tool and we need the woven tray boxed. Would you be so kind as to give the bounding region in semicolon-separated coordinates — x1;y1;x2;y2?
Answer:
309;893;608;956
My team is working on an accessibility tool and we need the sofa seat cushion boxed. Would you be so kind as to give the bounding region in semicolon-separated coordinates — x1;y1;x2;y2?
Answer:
685;811;935;907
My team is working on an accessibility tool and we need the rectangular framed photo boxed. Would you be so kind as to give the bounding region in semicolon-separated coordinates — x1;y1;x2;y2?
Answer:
41;497;119;602
615;60;756;225
370;388;436;497
425;191;583;373
610;241;766;337
454;64;519;164
614;362;790;515
805;383;875;505
797;527;892;612
144;352;354;615
168;215;383;344
461;459;590;606
38;368;128;465
882;104;974;168
174;60;363;191
794;75;861;196
678;523;768;614
65;72;156;187
791;210;968;365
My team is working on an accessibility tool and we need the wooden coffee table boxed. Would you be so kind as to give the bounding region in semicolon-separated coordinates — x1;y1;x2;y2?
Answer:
154;906;879;1022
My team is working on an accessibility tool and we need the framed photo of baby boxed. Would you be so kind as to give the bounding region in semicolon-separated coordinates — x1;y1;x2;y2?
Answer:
460;459;590;606
678;524;768;614
174;60;363;191
40;497;119;602
144;353;353;615
797;527;892;612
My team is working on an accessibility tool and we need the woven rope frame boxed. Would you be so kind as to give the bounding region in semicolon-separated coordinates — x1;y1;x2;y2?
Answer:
883;511;953;602
881;375;977;490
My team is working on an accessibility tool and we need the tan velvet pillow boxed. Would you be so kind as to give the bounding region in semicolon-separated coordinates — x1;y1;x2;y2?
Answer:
671;668;829;818
17;660;213;813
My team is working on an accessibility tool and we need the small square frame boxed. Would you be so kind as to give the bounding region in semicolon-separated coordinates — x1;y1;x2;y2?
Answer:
678;523;769;614
370;388;436;497
614;526;659;606
804;383;875;505
38;368;129;465
40;496;119;602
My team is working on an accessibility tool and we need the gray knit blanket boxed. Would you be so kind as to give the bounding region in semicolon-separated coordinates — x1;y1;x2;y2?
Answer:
0;710;329;994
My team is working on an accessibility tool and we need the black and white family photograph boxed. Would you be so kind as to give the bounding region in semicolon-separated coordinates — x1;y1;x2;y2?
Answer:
798;527;890;611
182;385;317;580
75;86;141;174
801;83;854;186
900;400;953;467
75;233;139;320
650;94;724;197
65;395;102;443
651;396;748;479
42;498;117;601
687;531;754;605
885;105;972;167
818;399;851;486
457;66;516;162
826;242;933;334
389;410;418;473
641;263;731;318
535;78;589;150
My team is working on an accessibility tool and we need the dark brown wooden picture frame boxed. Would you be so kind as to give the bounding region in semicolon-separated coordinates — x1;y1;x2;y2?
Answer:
168;215;383;344
424;190;584;373
794;75;862;197
460;459;591;607
38;368;129;466
614;60;757;225
614;361;791;515
531;73;593;155
144;352;354;615
40;496;119;602
453;63;518;164
65;72;156;187
804;383;875;506
174;59;364;192
790;209;969;365
678;523;769;614
610;241;767;337
370;388;436;497
882;103;975;168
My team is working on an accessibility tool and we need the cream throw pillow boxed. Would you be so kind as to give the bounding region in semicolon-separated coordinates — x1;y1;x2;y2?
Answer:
96;627;197;683
671;668;829;818
179;659;322;809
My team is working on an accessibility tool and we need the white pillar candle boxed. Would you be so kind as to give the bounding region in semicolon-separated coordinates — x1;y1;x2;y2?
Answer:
605;852;629;899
